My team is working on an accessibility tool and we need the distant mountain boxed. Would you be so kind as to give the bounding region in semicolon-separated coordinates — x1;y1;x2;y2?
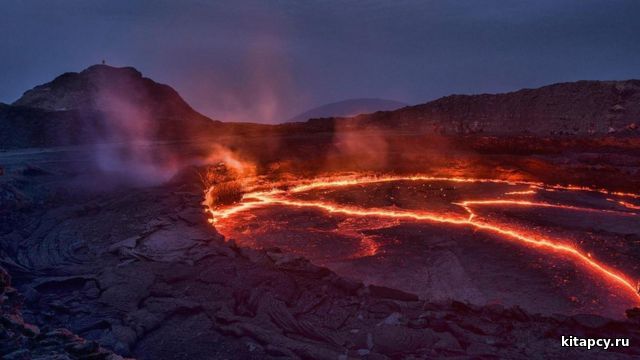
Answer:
300;80;640;136
287;98;407;122
1;65;219;148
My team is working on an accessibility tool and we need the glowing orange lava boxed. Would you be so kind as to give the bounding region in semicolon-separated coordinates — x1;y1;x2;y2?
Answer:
204;174;640;304
616;200;640;211
504;190;537;195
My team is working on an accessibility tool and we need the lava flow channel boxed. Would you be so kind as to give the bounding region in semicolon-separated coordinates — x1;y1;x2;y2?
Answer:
205;174;640;304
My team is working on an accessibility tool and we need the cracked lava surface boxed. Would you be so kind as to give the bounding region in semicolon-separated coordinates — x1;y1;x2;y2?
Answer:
205;174;640;318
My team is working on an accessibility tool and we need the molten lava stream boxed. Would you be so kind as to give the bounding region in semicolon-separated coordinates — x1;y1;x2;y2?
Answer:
205;174;640;308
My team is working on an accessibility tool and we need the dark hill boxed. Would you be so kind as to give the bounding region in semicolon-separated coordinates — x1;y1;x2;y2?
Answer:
2;65;220;148
315;80;640;136
286;98;407;123
13;65;203;119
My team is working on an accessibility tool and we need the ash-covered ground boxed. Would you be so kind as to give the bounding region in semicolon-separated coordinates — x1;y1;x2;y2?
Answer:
2;140;640;359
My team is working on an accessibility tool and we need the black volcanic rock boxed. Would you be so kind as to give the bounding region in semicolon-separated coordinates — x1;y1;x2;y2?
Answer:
0;265;127;359
14;65;198;119
2;65;219;149
0;105;99;148
5;166;640;359
308;80;640;136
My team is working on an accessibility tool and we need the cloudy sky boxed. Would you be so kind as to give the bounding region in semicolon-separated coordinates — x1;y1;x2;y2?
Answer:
1;0;639;123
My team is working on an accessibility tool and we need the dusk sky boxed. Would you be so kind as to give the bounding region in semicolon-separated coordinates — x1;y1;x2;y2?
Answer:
2;0;639;123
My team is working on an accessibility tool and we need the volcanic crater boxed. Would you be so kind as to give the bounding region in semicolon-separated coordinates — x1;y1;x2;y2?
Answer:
4;65;640;359
207;174;640;319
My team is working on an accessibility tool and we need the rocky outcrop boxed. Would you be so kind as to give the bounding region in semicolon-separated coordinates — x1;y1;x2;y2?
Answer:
14;65;201;120
1;65;220;149
306;80;640;136
0;265;128;359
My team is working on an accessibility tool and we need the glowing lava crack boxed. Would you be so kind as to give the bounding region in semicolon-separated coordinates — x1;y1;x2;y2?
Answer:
205;174;640;305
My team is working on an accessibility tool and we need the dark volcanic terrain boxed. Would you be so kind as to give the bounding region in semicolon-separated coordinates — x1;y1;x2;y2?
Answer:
3;65;640;150
2;151;640;359
309;80;640;136
2;65;640;359
1;65;219;149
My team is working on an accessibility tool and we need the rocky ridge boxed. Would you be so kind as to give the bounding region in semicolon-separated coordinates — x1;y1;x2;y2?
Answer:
308;80;640;136
14;65;199;119
3;66;640;150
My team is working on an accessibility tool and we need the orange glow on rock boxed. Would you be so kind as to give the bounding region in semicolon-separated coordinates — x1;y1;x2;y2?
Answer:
204;174;640;305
